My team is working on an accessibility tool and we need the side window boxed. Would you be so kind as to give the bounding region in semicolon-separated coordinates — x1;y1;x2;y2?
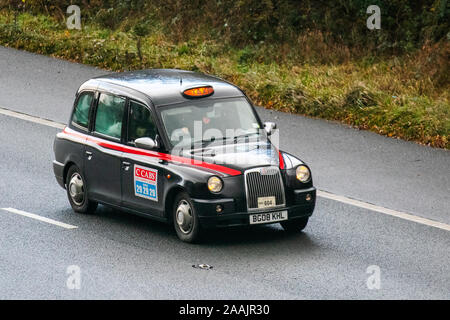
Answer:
127;101;157;143
94;93;126;139
72;92;93;129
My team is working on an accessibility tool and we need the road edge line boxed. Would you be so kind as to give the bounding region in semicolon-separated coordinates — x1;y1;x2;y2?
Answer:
1;208;78;229
317;190;450;232
0;106;65;129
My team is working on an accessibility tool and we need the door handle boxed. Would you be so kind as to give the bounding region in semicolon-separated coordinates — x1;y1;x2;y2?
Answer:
122;162;131;171
85;151;93;160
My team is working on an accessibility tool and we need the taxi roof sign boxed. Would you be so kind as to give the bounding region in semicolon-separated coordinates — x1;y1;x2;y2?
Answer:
182;86;214;98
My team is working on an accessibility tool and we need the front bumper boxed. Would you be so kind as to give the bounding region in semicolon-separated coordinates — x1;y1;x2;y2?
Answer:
193;187;316;228
53;160;65;189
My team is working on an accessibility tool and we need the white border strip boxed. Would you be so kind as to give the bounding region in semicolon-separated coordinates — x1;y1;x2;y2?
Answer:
317;190;450;232
0;107;65;129
1;208;78;229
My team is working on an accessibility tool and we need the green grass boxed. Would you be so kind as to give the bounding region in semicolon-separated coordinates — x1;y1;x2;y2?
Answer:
0;11;448;148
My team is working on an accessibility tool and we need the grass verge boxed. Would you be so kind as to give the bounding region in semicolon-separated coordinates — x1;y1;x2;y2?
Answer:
0;11;448;148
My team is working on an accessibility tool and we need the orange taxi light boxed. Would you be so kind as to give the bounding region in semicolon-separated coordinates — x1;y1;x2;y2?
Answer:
183;86;214;98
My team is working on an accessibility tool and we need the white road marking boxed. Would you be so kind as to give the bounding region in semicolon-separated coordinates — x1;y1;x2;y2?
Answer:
1;208;77;229
317;190;450;232
0;107;65;129
0;107;448;232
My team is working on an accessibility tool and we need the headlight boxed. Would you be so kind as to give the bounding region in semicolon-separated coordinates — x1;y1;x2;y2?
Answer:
207;176;223;193
296;165;310;183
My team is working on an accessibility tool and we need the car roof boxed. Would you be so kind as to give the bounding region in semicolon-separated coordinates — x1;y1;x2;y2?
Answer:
85;69;245;106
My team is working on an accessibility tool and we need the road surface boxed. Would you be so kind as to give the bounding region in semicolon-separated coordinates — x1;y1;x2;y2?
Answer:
0;47;449;299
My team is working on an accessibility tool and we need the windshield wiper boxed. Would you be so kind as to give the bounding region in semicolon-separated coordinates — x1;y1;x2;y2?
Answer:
190;132;259;148
191;136;226;148
230;132;259;142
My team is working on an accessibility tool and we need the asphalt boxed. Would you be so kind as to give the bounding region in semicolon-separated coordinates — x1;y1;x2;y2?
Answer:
0;46;449;299
1;46;448;224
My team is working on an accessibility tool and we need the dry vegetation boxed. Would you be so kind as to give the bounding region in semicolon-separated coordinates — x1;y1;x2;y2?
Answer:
0;1;448;148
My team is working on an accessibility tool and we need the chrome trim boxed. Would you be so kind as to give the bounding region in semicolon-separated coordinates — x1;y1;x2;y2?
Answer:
53;160;64;167
244;166;286;212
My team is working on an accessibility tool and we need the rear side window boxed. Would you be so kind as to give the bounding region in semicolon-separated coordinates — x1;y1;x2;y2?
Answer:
127;101;157;143
94;93;126;139
72;92;93;129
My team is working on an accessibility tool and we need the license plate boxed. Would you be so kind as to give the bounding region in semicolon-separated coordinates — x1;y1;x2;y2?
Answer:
249;210;288;225
257;196;276;209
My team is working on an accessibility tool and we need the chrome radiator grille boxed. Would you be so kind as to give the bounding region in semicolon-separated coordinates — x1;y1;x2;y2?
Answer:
244;167;285;211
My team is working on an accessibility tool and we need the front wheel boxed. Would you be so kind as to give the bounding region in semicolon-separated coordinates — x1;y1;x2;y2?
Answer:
66;165;98;214
173;192;202;243
280;217;309;232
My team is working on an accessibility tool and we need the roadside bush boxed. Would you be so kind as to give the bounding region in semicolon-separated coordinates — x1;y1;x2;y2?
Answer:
0;4;448;148
2;0;448;52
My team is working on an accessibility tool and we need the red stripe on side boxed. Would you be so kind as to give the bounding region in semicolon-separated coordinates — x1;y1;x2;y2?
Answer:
62;127;86;141
278;150;285;170
63;128;241;176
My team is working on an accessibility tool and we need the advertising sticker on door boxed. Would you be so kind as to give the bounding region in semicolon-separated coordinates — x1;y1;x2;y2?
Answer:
134;165;158;201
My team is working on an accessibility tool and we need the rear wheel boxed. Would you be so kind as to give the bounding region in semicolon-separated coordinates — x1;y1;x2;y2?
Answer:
280;217;309;232
66;165;97;214
173;192;202;243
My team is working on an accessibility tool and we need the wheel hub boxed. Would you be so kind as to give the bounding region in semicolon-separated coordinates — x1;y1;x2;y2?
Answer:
176;200;193;234
68;173;84;206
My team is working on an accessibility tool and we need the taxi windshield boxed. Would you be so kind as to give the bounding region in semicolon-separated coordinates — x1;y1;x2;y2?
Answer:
159;98;262;148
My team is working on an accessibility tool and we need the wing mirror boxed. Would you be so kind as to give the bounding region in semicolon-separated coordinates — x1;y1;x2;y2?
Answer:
264;122;277;136
135;137;157;150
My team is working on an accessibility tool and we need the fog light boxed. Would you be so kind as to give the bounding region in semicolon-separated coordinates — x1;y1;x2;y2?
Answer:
216;205;223;213
306;194;312;201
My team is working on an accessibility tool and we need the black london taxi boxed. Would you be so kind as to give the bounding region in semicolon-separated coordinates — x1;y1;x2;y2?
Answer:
53;69;316;242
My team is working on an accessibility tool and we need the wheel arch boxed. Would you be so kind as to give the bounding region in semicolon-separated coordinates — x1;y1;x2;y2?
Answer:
63;161;77;188
164;185;186;222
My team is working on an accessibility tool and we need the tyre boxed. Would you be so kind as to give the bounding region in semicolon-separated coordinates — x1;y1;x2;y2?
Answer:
173;192;202;243
280;217;309;232
66;165;98;214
